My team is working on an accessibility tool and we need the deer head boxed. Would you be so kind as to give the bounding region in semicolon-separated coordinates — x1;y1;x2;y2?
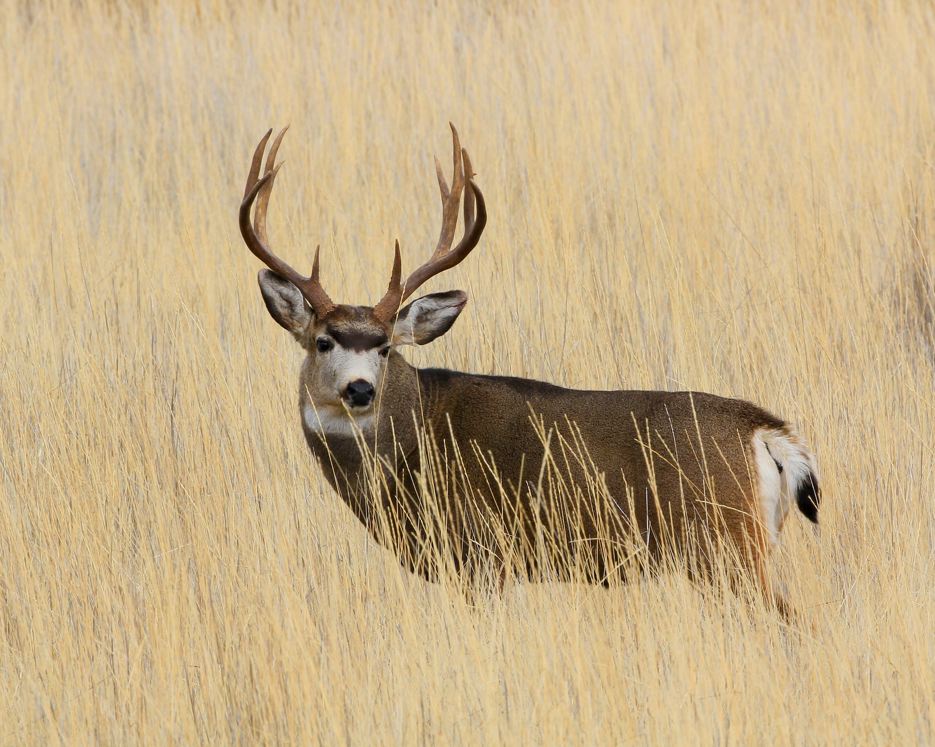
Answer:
240;124;486;418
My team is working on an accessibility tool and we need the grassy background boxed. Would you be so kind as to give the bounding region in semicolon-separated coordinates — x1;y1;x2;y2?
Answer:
1;0;933;743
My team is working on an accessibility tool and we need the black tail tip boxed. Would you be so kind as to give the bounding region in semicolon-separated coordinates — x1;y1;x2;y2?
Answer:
796;471;820;524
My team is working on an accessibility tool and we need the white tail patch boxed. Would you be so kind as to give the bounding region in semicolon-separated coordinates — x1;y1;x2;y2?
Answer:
753;426;820;543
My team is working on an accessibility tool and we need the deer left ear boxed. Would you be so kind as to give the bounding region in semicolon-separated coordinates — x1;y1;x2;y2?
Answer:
392;290;467;346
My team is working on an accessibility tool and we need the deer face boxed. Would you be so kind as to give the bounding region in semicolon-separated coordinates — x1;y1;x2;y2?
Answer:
258;270;467;418
241;124;485;431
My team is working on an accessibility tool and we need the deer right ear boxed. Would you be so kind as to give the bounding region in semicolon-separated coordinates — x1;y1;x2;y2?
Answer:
257;269;312;337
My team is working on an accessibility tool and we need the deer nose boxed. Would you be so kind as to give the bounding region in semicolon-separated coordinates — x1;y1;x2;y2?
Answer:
344;379;375;407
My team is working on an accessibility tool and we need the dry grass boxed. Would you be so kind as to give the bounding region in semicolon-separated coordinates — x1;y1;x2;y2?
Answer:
1;0;933;743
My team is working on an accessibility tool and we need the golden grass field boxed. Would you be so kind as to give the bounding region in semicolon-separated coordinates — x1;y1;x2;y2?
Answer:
1;0;933;743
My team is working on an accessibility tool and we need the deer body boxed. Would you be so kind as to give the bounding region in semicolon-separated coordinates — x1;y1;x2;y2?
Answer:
298;347;817;591
240;125;820;612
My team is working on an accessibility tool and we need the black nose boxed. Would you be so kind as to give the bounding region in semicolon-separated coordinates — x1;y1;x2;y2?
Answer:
344;379;375;407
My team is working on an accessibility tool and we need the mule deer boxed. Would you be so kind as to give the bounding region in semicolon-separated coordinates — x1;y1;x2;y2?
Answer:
240;125;820;614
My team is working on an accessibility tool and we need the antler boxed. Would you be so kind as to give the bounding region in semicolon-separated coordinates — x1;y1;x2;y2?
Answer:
372;123;487;321
240;128;336;318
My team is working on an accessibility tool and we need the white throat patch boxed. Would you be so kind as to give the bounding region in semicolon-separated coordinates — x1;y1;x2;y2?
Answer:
303;403;374;438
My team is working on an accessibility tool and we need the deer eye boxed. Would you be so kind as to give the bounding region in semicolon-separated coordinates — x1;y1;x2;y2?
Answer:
316;337;334;353
379;345;390;358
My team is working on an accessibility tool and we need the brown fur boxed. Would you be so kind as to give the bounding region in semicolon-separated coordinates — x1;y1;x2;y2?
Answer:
298;340;791;611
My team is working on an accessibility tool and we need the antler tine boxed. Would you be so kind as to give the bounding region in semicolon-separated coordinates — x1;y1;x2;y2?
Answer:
372;241;403;321
244;129;272;200
254;125;289;246
304;244;338;317
239;129;336;318
434;155;450;205
433;123;465;259
461;147;476;233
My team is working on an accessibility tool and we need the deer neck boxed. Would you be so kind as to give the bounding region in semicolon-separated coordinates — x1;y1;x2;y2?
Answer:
299;351;430;520
373;351;427;442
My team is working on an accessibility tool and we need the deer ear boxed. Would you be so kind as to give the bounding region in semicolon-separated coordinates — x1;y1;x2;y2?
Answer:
258;269;312;337
392;290;467;346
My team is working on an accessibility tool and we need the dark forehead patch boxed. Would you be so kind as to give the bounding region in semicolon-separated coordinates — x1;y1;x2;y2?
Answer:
323;306;388;351
328;326;388;351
